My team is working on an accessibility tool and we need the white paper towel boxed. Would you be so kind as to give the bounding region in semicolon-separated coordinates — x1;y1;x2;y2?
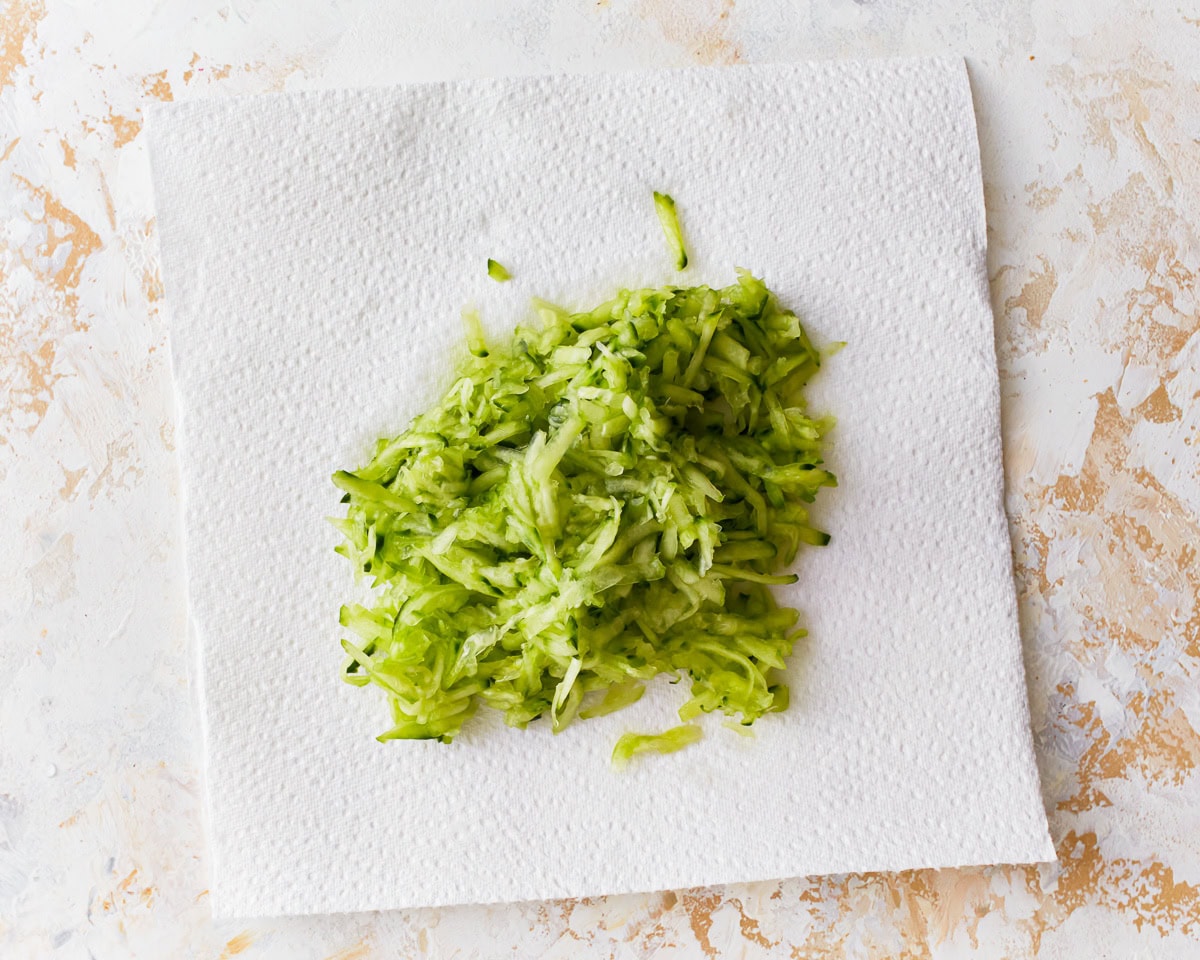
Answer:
147;58;1054;919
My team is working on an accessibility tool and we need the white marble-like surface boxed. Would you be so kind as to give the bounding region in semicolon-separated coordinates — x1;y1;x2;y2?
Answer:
2;2;1199;957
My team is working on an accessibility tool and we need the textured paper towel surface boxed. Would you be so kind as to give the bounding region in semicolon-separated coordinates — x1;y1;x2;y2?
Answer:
147;58;1054;918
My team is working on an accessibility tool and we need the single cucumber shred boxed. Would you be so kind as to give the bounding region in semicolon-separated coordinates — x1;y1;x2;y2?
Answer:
333;262;835;753
612;724;704;768
652;191;689;270
486;258;511;282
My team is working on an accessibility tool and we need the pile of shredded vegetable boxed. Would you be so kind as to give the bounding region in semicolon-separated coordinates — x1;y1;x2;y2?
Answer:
333;198;836;759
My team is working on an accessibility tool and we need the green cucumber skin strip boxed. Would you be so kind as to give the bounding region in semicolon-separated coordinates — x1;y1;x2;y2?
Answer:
652;191;689;270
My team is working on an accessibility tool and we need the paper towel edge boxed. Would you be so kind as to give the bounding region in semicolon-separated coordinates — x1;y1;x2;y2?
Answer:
144;55;969;121
143;102;231;921
953;56;1055;857
212;844;1061;921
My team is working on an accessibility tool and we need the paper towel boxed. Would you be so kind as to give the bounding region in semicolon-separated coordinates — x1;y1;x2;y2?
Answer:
147;58;1054;918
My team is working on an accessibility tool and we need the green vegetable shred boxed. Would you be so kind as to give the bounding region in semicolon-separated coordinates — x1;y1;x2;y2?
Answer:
653;191;688;270
486;258;511;282
333;247;835;757
612;724;703;768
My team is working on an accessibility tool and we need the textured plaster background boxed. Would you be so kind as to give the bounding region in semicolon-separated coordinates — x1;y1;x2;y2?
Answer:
2;1;1198;957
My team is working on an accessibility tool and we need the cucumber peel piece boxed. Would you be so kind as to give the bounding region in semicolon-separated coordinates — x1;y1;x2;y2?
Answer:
487;258;511;282
653;191;688;270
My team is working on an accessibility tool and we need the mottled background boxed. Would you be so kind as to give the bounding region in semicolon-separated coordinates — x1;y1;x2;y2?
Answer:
1;1;1197;957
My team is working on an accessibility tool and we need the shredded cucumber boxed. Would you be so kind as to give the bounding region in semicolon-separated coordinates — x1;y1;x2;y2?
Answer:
333;255;835;752
486;258;511;282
